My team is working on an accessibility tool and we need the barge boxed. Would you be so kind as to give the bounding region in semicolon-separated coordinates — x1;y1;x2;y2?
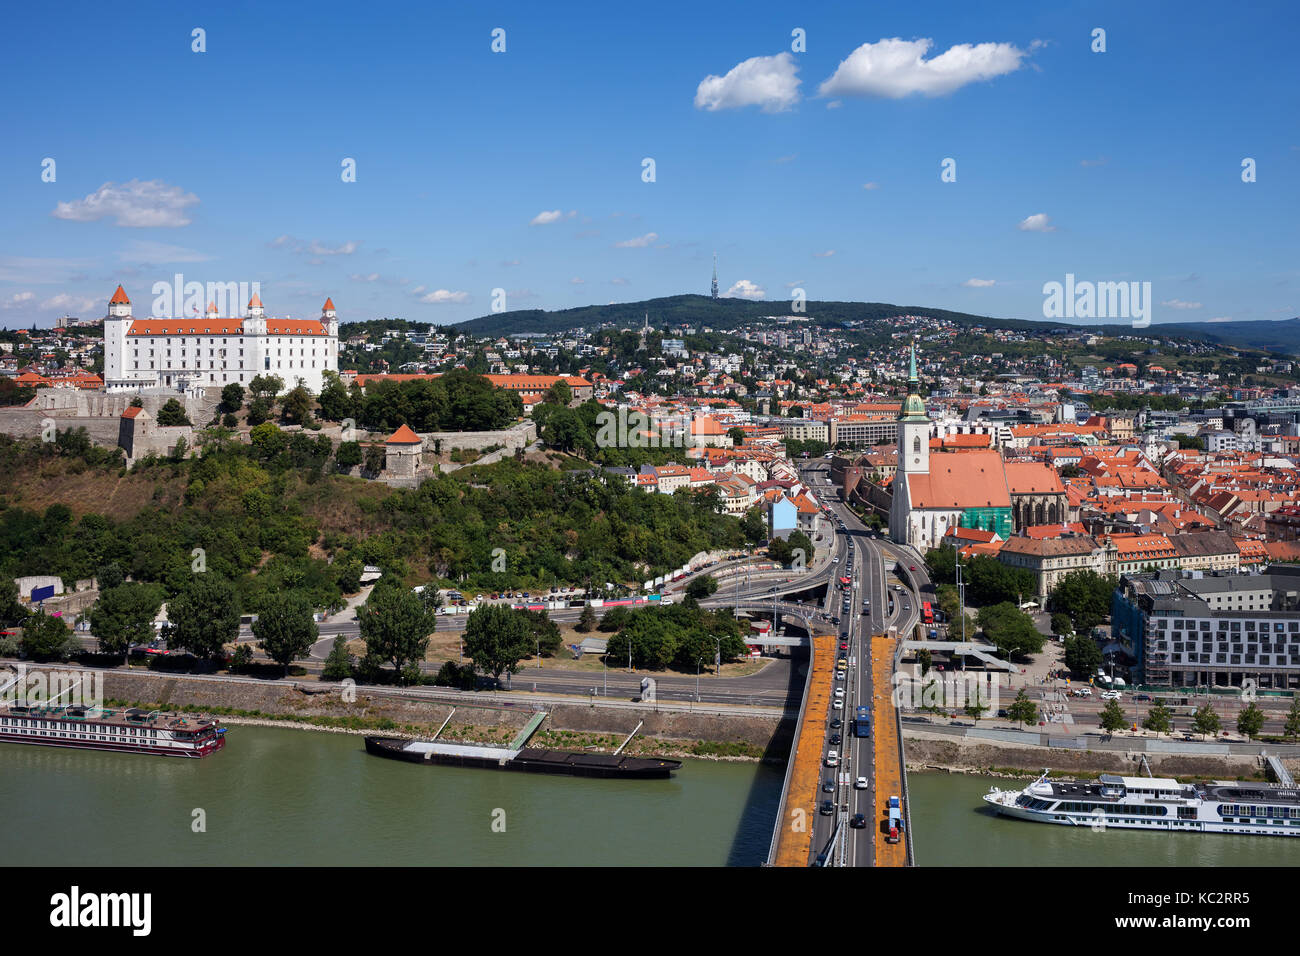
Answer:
365;736;681;779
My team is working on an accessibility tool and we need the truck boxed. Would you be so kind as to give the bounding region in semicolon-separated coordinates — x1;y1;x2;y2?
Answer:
853;705;872;738
886;794;904;841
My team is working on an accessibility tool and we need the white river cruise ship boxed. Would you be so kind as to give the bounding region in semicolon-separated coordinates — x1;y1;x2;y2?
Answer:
0;703;226;758
984;770;1300;837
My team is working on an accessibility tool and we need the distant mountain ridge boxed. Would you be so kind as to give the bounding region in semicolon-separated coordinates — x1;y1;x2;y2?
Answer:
443;294;1299;356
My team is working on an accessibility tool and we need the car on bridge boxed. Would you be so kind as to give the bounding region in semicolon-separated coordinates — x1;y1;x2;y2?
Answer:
820;800;834;816
825;750;839;767
850;813;867;829
855;776;868;790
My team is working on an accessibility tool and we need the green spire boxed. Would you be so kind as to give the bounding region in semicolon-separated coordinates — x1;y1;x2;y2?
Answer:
900;343;928;422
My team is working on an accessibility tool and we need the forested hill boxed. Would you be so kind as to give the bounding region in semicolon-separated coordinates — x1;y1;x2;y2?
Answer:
448;294;1037;338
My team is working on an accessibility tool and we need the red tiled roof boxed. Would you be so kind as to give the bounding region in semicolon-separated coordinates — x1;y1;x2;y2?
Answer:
109;285;130;305
385;424;421;444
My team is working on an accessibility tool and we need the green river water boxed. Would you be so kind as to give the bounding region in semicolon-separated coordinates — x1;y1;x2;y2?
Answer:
3;727;1291;866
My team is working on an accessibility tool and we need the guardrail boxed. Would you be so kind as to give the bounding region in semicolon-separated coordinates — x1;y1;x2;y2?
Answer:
892;635;915;866
766;635;816;866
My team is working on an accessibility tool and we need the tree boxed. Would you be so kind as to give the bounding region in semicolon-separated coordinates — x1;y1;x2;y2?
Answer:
685;575;718;602
1063;635;1103;676
169;575;242;659
1285;697;1300;740
249;374;284;399
545;379;572;406
463;604;534;681
220;383;245;413
96;562;125;591
356;584;435;681
917;648;932;676
739;508;767;545
89;582;162;660
252;591;319;675
975;602;1045;659
1099;699;1127;734
156;398;191;427
230;644;253;671
363;444;386;475
317;374;353;421
1007;687;1038;728
964;686;990;722
247;395;274;426
281;384;314;426
1236;702;1265;739
1192;703;1222;739
335;441;362;471
20;610;75;661
1047;569;1117;634
0;578;28;629
575;603;598;633
1050;612;1073;637
1143;703;1173;735
727;426;746;446
321;636;354;681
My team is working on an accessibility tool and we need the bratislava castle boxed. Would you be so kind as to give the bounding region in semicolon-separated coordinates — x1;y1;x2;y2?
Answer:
102;285;339;393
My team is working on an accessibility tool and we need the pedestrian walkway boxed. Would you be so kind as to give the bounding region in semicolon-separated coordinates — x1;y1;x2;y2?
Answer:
773;634;835;867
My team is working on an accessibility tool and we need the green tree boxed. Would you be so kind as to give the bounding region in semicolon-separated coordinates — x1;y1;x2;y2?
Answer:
975;602;1045;659
170;575;242;659
575;603;598;633
685;575;718;601
1047;569;1117;634
230;643;253;671
964;686;991;722
463;604;534;681
249;374;284;399
1143;703;1173;735
321;636;354;681
220;383;245;413
1006;687;1038;728
316;374;353;421
545;379;572;406
1063;634;1103;676
96;562;125;591
281;384;314;426
156;398;192;427
739;508;767;545
89;582;162;659
356;584;435;681
1192;703;1222;739
335;441;362;470
917;647;932;676
363;444;386;475
1099;699;1127;734
1284;697;1300;740
252;591;319;674
727;426;746;446
0;578;28;628
20;610;75;660
1050;612;1073;637
1236;702;1265;739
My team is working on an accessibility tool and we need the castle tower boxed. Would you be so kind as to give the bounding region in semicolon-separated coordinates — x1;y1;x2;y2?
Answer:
104;285;134;387
246;292;264;318
206;302;219;319
108;284;132;319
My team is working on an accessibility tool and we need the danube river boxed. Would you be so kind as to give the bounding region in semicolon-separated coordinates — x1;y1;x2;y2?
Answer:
1;725;784;866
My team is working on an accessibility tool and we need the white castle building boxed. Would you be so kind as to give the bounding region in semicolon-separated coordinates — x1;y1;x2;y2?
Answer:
102;286;339;393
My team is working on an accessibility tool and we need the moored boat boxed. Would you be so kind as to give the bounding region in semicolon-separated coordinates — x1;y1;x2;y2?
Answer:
365;736;681;778
0;703;226;758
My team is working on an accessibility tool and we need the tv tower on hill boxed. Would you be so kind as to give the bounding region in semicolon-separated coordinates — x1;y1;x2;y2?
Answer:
711;252;719;299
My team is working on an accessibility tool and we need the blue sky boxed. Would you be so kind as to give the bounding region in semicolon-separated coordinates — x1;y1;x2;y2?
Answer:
1;0;1297;329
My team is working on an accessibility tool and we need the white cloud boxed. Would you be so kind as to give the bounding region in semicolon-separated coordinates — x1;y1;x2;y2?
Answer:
1080;157;1108;167
40;293;98;312
1205;316;1234;323
418;289;469;304
818;38;1028;99
118;240;213;264
694;52;801;113
570;277;585;285
862;182;880;190
963;278;996;287
530;209;563;225
614;232;659;248
1160;299;1202;310
1;291;36;309
52;179;200;228
1017;213;1055;232
350;273;382;283
271;236;361;256
609;277;630;286
814;249;835;258
725;279;766;300
501;259;521;267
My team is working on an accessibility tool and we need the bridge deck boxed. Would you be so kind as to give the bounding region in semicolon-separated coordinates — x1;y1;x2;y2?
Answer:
871;632;908;867
772;634;836;867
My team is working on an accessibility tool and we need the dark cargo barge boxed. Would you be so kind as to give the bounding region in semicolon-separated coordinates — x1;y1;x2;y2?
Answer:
365;736;681;779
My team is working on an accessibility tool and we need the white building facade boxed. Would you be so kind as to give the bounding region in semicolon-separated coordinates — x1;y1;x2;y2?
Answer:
102;286;339;393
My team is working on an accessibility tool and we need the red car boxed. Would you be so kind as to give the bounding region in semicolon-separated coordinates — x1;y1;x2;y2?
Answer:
909;565;917;571
839;641;848;651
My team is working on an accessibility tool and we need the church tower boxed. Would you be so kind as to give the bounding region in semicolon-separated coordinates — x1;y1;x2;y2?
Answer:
897;344;930;476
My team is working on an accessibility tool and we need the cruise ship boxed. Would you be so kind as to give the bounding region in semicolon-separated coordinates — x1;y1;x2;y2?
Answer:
0;703;226;758
984;770;1300;837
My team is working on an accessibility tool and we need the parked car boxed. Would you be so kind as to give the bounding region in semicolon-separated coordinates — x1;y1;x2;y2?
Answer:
1101;690;1122;701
